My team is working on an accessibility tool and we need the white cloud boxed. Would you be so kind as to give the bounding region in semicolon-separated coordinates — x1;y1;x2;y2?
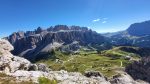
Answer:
92;18;100;22
92;17;108;23
87;27;90;28
102;21;107;23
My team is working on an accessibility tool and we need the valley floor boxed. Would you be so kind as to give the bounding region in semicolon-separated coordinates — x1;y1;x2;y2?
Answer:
37;47;140;78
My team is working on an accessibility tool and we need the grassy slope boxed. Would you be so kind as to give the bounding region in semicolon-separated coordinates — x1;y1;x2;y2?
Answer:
37;47;140;78
101;46;140;60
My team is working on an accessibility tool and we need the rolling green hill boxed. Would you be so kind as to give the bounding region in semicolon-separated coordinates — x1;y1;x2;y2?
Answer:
37;47;141;78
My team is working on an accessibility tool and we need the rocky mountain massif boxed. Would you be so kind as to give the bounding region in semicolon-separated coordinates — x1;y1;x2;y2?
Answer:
6;25;108;62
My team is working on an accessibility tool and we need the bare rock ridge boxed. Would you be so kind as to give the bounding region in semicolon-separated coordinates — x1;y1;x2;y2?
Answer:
6;25;106;61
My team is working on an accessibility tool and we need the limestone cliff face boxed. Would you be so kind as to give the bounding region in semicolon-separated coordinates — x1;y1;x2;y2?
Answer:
0;39;32;74
126;56;150;83
6;25;106;61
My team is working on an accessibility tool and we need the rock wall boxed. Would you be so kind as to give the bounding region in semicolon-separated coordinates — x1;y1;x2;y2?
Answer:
6;25;106;61
126;56;150;83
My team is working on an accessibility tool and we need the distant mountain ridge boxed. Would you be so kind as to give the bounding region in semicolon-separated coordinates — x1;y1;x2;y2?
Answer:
6;25;107;61
127;20;150;36
103;20;150;48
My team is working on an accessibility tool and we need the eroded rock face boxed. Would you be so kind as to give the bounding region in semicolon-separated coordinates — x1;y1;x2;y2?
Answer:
60;41;81;53
0;39;32;73
6;25;106;61
0;39;14;57
0;39;43;74
126;56;150;83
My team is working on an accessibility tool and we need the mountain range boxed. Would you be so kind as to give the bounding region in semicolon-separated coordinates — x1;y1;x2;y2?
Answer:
1;20;150;83
6;25;108;61
6;20;150;61
104;20;150;48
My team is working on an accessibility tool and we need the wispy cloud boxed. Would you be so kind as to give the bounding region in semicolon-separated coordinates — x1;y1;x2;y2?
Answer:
87;27;91;29
92;18;100;22
102;21;107;23
92;17;108;23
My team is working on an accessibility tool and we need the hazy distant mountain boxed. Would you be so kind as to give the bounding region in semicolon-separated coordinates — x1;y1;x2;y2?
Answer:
127;20;150;36
104;20;150;48
6;25;108;61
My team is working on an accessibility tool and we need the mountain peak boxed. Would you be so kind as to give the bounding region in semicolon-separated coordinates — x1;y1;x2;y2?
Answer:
127;20;150;36
6;25;106;61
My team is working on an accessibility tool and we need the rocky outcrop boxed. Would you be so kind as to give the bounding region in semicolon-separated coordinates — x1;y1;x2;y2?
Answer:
60;41;81;53
36;63;51;72
110;73;148;84
0;39;32;73
0;39;14;57
6;25;106;61
9;70;110;84
126;56;150;83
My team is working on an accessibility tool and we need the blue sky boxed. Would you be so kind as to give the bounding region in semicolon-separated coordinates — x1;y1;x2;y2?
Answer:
0;0;150;37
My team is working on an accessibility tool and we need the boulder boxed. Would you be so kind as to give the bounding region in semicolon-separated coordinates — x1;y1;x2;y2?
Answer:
124;56;131;60
37;63;51;72
28;64;38;71
84;71;104;78
9;56;31;72
0;39;14;57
